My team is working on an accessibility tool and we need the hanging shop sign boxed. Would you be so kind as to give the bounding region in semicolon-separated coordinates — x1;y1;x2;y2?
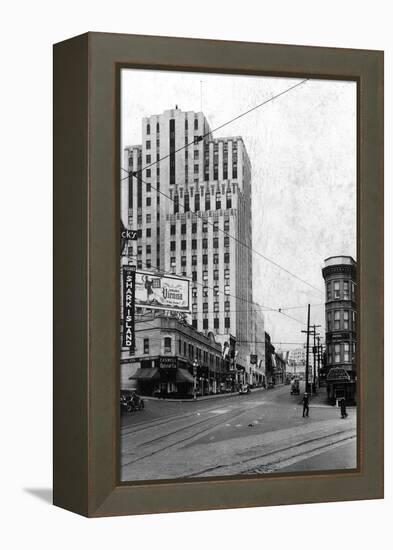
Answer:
122;265;136;350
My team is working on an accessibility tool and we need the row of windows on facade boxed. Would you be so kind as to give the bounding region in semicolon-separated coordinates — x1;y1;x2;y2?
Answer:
141;335;222;367
170;253;230;267
326;310;357;332
191;318;231;331
145;116;204;135
172;192;233;213
170;219;230;235
192;285;230;299
192;301;231;313
326;280;356;301
170;236;230;251
327;342;356;365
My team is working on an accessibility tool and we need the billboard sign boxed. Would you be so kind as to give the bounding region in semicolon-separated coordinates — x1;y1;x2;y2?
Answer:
135;270;190;313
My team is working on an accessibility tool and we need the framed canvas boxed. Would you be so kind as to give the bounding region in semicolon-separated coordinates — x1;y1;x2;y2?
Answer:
53;32;384;517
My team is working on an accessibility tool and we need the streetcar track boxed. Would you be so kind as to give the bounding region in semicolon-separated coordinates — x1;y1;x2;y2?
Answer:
121;407;253;467
185;428;356;478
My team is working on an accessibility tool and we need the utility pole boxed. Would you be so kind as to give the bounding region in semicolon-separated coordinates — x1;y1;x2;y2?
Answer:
311;324;321;392
316;336;322;388
301;304;311;394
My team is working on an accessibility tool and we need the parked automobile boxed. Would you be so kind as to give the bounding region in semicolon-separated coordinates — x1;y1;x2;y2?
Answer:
120;390;145;414
290;379;300;395
238;384;250;394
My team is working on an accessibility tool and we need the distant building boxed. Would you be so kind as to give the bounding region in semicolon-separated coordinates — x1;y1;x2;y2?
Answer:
265;332;275;385
322;256;357;403
288;347;306;375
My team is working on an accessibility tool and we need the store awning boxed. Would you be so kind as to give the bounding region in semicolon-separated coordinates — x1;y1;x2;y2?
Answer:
129;367;160;381
176;368;195;384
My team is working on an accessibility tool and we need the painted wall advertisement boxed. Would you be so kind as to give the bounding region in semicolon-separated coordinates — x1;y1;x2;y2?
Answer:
135;270;190;313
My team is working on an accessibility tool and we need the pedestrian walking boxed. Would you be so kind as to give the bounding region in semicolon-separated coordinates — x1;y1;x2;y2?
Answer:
340;397;348;419
302;392;310;417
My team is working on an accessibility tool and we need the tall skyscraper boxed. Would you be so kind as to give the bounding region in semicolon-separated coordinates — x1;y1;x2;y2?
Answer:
124;107;253;370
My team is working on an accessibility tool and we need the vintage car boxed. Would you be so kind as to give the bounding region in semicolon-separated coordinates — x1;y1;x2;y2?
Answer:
120;390;145;414
238;384;251;394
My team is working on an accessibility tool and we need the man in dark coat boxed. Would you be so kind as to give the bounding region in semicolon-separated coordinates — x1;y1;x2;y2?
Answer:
340;397;348;418
302;392;310;417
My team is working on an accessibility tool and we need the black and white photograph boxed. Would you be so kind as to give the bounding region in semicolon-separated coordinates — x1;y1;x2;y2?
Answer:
119;69;357;482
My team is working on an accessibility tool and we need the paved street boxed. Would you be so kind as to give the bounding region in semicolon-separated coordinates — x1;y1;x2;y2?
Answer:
120;384;357;481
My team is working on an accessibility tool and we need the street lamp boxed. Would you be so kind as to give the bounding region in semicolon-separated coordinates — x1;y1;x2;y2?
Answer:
193;359;198;400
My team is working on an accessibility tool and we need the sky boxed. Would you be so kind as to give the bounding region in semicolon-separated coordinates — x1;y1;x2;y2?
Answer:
121;69;357;351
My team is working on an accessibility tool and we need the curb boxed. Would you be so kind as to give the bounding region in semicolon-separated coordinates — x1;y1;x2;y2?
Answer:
141;386;268;403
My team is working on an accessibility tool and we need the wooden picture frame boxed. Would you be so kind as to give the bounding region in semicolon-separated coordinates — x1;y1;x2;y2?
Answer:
53;32;383;517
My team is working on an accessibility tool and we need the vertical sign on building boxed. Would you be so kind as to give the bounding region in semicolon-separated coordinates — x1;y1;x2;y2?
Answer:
122;265;136;351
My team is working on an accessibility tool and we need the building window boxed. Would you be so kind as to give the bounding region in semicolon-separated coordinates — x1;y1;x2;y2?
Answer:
334;344;340;363
226;193;232;209
194;164;199;174
192;287;197;298
224;268;230;279
213;237;218;249
212;270;218;281
213;302;219;312
192;239;197;250
146;214;151;223
224;236;230;247
170;257;176;267
333;281;340;299
192;222;197;233
146;228;151;238
202;238;208;249
192;255;197;266
343;310;349;329
203;319;208;330
137;260;142;269
224;300;230;312
213;285;219;296
194;193;200;211
214;318;219;329
224;252;230;263
192;319;198;330
327;344;332;365
334;310;340;330
174;194;179;214
224;284;230;295
164;337;172;354
224;219;230;232
181;240;186;250
202;287;208;298
146;123;150;135
192;271;197;282
146;140;151;149
181;256;186;267
202;254;208;265
146;245;151;255
327;311;332;331
192;304;198;313
184;193;190;212
343;343;350;362
213;221;219;232
352;311;356;331
178;339;182;354
205;194;211;210
156;122;160;133
203;303;208;312
225;317;230;328
194;118;198;130
146;259;151;268
343;281;349;300
170;224;176;235
202;271;208;281
137;245;142;255
202;220;208;233
213;253;219;264
216;194;221;210
181;223;186;235
146;197;151;206
143;338;149;354
170;241;176;251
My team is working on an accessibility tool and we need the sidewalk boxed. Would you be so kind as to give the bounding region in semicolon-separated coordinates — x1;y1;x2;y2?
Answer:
142;386;267;403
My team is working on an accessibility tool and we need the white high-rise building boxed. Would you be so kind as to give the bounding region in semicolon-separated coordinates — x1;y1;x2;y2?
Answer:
124;107;253;370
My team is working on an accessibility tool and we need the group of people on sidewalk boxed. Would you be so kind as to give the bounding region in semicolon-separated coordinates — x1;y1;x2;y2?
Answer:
302;392;348;419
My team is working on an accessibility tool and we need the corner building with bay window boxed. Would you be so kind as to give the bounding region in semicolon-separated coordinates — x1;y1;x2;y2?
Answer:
322;256;357;403
125;107;254;373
